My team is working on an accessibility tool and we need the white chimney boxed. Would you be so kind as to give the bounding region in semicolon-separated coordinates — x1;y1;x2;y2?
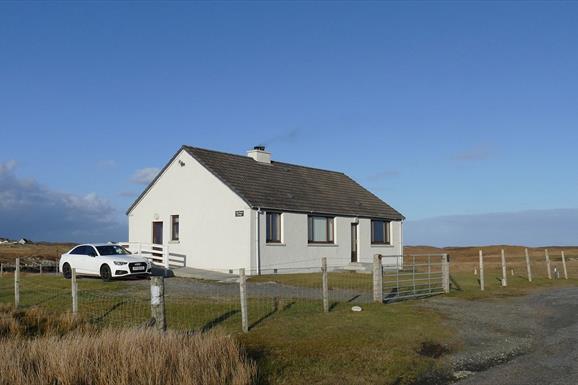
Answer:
247;145;271;164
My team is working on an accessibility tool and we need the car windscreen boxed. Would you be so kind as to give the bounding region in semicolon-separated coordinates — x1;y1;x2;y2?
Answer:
95;245;131;256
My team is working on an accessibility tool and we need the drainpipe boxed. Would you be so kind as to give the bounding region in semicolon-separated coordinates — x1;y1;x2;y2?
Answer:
400;220;404;265
255;208;262;275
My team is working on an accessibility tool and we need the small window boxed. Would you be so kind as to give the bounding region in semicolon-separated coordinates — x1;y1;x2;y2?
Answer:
371;220;390;245
266;212;281;243
171;215;179;241
308;216;334;244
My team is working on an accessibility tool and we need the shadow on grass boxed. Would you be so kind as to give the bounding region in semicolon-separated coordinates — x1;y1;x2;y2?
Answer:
450;275;463;291
249;299;296;330
384;287;399;302
91;300;129;323
21;292;68;307
346;294;361;303
201;310;239;332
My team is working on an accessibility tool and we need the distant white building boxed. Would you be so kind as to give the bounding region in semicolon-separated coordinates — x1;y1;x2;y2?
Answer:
127;146;404;274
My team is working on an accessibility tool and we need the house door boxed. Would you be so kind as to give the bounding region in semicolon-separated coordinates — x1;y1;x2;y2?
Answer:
152;221;163;245
351;223;358;263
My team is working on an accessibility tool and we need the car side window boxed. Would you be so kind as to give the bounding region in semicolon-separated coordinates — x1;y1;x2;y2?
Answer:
70;246;84;255
86;246;98;257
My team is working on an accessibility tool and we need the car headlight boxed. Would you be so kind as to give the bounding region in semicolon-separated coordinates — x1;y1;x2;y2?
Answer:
113;261;128;266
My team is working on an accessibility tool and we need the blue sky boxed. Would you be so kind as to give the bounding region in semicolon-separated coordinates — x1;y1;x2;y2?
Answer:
1;2;577;245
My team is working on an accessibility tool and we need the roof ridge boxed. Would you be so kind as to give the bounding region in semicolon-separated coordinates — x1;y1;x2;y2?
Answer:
183;145;345;175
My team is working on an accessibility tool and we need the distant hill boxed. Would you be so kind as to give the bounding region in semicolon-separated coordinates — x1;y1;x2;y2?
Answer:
0;242;76;262
405;245;578;261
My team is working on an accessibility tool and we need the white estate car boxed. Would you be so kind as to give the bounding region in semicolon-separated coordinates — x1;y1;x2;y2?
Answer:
59;243;152;281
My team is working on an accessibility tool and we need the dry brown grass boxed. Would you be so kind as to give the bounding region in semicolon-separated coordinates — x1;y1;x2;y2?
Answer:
0;329;255;385
0;306;256;385
0;304;89;338
406;245;578;273
406;245;578;261
0;243;75;262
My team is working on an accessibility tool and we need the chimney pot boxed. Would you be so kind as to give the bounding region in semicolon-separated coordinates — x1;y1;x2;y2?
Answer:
247;146;271;163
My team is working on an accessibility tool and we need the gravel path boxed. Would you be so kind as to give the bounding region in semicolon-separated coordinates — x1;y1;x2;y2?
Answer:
424;287;578;385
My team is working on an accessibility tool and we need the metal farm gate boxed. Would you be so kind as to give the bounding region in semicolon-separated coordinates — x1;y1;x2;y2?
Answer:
382;254;447;302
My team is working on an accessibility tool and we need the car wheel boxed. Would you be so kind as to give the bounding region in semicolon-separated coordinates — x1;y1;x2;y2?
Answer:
62;263;72;279
100;264;112;282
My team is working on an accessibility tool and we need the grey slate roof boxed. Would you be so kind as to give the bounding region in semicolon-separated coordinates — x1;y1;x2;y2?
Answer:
127;146;404;220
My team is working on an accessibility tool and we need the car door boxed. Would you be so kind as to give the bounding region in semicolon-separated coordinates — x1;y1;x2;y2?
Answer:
83;245;101;276
66;246;85;273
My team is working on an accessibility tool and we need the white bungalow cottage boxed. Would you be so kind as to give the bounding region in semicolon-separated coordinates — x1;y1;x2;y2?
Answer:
126;145;405;274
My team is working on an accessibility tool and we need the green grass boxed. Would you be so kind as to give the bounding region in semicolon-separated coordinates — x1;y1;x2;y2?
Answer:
250;271;374;291
0;274;456;384
3;271;578;385
448;270;578;300
240;301;454;385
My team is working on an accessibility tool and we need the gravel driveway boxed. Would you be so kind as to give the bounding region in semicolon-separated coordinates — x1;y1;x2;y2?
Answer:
424;287;578;385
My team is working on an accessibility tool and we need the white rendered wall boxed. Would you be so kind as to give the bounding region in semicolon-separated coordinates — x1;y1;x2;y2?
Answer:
255;211;403;273
128;149;253;272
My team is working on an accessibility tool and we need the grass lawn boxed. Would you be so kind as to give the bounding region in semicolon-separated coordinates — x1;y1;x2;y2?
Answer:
250;271;373;291
2;271;578;385
240;301;454;385
448;270;578;300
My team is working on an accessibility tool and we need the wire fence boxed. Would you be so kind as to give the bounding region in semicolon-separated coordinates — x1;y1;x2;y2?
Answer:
1;249;576;332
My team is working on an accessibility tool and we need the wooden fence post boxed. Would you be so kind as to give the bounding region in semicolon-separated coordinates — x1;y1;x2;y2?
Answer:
39;262;43;275
0;263;3;277
545;249;552;280
501;249;508;287
442;254;450;293
150;276;166;331
239;268;249;333
561;251;568;280
479;250;485;291
71;268;78;315
525;248;532;282
14;258;20;308
373;254;383;303
321;257;329;313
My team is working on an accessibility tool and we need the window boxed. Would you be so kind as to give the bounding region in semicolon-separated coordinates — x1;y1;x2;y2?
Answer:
266;212;281;243
70;246;84;255
371;220;390;245
171;215;179;241
96;245;131;256
308;216;334;243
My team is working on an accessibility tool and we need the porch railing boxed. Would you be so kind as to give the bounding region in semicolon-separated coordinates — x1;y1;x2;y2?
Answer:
118;242;186;269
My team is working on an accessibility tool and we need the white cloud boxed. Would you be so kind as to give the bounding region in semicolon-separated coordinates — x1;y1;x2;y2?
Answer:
118;191;137;197
405;208;578;247
0;161;126;242
0;160;17;174
130;168;160;184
